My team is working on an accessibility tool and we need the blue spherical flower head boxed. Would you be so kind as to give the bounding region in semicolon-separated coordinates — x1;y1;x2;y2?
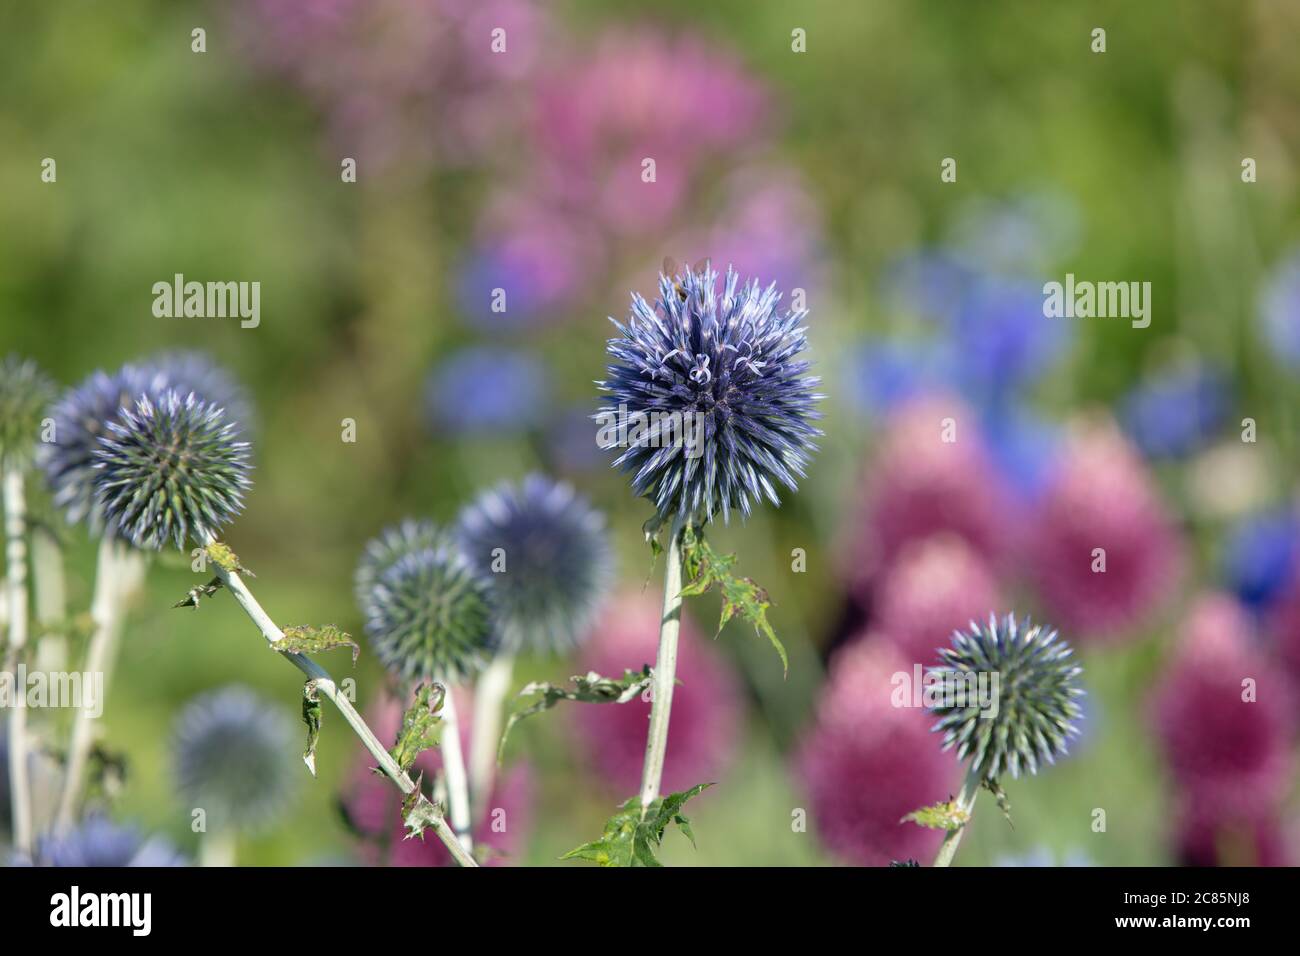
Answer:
361;542;493;682
354;518;447;610
22;816;186;867
147;349;254;436
458;474;612;655
172;685;297;833
929;614;1084;780
424;347;549;435
39;364;169;530
92;389;252;551
0;354;56;470
599;263;822;524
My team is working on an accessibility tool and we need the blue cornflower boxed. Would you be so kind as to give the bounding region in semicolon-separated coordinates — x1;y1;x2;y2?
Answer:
424;347;549;434
1222;511;1298;611
457;474;612;654
1122;364;1228;459
598;263;822;523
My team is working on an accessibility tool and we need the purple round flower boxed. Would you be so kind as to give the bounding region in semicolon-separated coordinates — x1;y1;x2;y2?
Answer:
424;347;549;435
21;817;186;867
1027;421;1184;642
1222;510;1298;612
599;264;822;524
1122;361;1228;459
570;593;742;795
874;534;1003;667
795;639;960;866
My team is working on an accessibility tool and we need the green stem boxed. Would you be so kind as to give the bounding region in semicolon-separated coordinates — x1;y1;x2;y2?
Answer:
638;516;685;815
196;532;478;867
933;764;983;867
3;466;33;857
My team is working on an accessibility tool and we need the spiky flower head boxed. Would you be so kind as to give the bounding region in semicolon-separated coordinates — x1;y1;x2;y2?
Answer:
929;614;1084;780
92;389;251;551
598;263;821;524
0;354;56;470
359;541;493;682
172;685;297;833
147;350;254;436
353;518;446;609
457;474;612;654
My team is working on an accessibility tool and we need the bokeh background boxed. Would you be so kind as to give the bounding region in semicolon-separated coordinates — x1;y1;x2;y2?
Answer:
3;0;1300;865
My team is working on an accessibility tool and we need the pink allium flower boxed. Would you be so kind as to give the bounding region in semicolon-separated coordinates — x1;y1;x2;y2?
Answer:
795;638;961;865
1027;420;1184;642
532;29;767;234
341;689;534;866
1152;595;1293;827
571;593;743;796
847;394;1016;598
1267;570;1300;695
238;0;550;169
1174;804;1291;867
875;534;1003;667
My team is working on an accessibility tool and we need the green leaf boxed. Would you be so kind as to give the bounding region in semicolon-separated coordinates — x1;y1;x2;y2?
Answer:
301;679;322;776
401;781;446;842
901;798;970;831
984;777;1014;828
172;577;223;608
277;624;360;665
679;524;788;676
497;667;653;763
561;783;713;867
389;682;445;774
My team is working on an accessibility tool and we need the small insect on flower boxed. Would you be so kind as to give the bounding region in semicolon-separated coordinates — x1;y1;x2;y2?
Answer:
457;474;612;655
92;388;252;551
928;614;1084;780
359;539;493;683
598;262;822;524
0;354;56;470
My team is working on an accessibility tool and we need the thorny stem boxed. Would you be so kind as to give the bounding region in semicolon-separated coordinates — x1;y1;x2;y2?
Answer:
3;467;34;856
468;652;514;820
56;536;143;830
196;532;478;867
438;687;473;851
638;516;685;816
932;764;983;868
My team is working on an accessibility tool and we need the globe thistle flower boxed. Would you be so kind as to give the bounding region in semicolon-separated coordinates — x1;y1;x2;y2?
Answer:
845;394;1015;598
19;817;186;867
929;614;1084;781
1026;420;1184;641
172;685;298;833
457;474;612;655
571;592;742;794
39;364;167;530
147;350;254;436
598;264;822;524
0;354;56;470
874;534;1003;667
1152;595;1293;820
92;389;252;551
360;543;493;682
795;639;960;866
340;690;535;866
1122;361;1228;459
424;347;549;435
354;519;446;610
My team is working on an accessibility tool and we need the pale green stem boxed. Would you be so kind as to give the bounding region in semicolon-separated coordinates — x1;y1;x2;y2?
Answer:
196;532;477;867
933;764;983;868
638;517;685;815
468;652;514;821
438;687;473;852
31;527;67;673
56;537;140;830
198;829;237;868
3;467;34;856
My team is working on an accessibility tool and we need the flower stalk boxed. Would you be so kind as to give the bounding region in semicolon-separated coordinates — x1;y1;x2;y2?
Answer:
2;466;34;856
932;763;982;868
198;532;477;867
638;516;684;815
438;686;473;851
468;651;514;819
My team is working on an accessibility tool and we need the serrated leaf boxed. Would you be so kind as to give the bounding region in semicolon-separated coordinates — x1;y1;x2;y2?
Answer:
497;667;653;762
389;682;445;774
401;780;446;842
679;525;788;676
984;777;1014;828
172;577;223;608
301;679;322;776
561;783;712;867
277;624;360;665
901;798;970;831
